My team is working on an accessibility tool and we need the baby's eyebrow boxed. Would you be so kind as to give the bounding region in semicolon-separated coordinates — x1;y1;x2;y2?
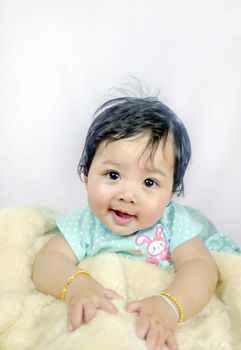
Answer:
101;160;123;167
145;167;167;178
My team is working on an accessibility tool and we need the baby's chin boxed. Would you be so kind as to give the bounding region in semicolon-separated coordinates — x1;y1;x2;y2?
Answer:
102;221;136;236
110;228;137;236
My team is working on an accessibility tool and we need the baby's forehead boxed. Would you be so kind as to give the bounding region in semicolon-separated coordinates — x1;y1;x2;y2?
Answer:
96;133;175;168
138;137;175;169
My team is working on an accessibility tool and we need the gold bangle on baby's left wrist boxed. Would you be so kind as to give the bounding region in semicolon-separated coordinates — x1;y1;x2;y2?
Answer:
160;291;184;323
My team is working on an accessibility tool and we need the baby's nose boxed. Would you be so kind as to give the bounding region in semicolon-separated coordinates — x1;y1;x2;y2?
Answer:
118;192;136;204
117;183;137;204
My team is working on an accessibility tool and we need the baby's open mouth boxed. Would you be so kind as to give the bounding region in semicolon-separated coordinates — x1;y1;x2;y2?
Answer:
111;209;135;225
115;210;133;218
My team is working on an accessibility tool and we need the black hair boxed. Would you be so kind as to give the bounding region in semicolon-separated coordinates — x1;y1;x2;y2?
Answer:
78;96;191;196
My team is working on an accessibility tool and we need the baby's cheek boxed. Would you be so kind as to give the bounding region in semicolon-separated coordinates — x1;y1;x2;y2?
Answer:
88;186;110;212
142;205;165;225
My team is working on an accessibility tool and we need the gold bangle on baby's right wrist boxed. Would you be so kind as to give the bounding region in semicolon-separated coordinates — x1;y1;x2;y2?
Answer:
59;270;92;301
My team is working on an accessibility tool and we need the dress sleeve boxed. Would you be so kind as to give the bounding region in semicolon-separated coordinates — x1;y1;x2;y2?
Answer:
164;202;203;252
56;206;92;262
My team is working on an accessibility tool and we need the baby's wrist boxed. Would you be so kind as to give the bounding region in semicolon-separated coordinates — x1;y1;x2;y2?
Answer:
60;269;92;301
159;291;184;324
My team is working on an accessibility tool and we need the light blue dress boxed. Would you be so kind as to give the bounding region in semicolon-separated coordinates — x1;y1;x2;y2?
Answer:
56;202;240;268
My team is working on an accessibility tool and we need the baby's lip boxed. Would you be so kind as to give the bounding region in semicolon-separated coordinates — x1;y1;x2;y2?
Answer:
110;209;136;225
111;208;136;217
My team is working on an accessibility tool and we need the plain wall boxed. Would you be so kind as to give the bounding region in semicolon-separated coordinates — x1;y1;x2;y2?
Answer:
1;0;241;245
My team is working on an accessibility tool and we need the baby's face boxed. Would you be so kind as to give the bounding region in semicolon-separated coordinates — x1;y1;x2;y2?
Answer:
85;133;174;235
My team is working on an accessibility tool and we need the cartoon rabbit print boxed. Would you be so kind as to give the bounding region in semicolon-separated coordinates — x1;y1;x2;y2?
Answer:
135;226;170;265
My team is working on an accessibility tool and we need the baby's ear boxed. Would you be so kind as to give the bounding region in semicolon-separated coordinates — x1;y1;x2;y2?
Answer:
83;175;88;184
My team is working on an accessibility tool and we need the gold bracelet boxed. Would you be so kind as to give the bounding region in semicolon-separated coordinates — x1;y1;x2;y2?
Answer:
160;291;184;323
59;270;92;301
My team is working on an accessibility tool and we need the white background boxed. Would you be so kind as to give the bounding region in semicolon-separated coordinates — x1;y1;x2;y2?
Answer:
1;0;241;245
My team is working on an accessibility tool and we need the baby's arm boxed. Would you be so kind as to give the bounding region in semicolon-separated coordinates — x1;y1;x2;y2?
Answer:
127;236;218;350
165;236;218;319
32;235;119;331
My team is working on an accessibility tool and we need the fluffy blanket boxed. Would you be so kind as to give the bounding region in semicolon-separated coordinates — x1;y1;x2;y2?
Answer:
0;206;241;350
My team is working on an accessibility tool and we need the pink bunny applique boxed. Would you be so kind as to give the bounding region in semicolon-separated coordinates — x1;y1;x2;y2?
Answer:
135;226;170;265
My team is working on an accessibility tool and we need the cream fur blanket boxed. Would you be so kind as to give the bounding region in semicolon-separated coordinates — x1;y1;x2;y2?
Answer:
0;206;241;350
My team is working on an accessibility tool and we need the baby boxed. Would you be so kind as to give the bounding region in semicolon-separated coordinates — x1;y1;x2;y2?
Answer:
33;96;239;350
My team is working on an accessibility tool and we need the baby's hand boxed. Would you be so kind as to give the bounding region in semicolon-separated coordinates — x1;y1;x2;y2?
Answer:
127;296;179;350
65;274;120;331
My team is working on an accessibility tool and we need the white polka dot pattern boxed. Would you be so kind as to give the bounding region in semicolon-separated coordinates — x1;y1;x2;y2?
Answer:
56;202;240;266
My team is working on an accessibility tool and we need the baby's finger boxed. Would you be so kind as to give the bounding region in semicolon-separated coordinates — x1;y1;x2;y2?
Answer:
83;301;97;323
166;335;179;350
104;288;121;300
136;313;150;339
67;301;83;331
146;326;159;350
98;297;118;315
126;300;142;313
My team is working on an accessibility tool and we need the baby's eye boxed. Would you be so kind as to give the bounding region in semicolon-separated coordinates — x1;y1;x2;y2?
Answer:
144;178;158;188
106;171;120;180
